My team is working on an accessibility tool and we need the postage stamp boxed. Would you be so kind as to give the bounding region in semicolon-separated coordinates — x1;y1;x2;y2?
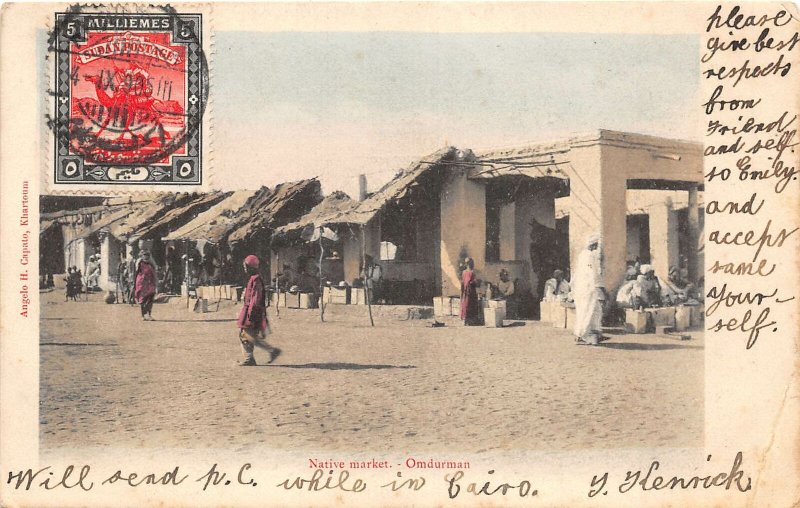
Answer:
52;9;207;185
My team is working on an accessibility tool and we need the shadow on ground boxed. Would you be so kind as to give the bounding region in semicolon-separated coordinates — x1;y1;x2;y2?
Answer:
265;362;416;370
40;342;118;347
146;318;238;323
599;342;702;351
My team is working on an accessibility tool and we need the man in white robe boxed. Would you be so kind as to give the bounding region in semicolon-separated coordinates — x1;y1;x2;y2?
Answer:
573;233;606;345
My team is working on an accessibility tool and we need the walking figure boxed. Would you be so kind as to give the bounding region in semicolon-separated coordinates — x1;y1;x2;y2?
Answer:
237;255;280;366
134;250;157;321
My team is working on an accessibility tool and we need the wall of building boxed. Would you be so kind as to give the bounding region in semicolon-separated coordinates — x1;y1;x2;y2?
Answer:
382;261;434;281
98;235;124;291
439;165;487;296
62;225;83;271
563;145;605;288
647;201;680;281
601;143;702;289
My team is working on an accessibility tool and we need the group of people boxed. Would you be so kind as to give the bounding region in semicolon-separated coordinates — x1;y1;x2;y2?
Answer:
616;260;700;310
63;255;100;300
460;233;704;346
115;250;156;317
458;233;608;346
460;260;573;324
64;266;84;301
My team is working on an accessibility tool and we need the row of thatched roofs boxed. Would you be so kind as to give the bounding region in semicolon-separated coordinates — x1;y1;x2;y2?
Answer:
41;147;460;247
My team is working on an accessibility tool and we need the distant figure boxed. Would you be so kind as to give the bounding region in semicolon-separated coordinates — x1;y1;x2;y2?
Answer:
126;248;138;305
495;268;520;318
543;269;571;302
134;250;157;321
237;255;280;366
275;264;294;291
85;254;101;289
361;255;384;303
460;257;484;326
116;254;130;303
632;265;662;309
661;265;693;304
65;266;82;301
163;245;181;294
573;234;606;345
496;269;515;299
625;263;639;281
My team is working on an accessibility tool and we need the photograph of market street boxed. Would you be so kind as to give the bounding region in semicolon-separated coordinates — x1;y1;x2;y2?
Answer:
39;32;704;452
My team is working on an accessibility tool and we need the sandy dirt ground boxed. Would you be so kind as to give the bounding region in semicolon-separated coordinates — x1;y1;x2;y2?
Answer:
40;290;703;453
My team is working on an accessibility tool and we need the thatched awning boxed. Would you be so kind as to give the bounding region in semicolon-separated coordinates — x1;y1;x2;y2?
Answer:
102;194;181;241
274;191;358;235
162;188;270;243
129;191;229;242
272;191;355;240
326;147;458;226
71;206;138;243
227;179;322;244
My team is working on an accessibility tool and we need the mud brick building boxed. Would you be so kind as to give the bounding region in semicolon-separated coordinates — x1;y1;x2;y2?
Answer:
282;130;703;310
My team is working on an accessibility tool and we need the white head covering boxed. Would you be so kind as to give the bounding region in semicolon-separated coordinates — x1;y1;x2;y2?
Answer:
639;264;653;274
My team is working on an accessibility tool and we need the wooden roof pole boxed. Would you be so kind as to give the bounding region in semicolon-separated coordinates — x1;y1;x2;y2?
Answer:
274;251;280;319
361;224;374;327
319;228;325;322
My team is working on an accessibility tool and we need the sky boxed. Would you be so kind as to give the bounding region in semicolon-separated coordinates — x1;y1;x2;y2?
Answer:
211;32;700;197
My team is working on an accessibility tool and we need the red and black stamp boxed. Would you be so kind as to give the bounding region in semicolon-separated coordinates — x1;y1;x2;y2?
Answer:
53;10;207;184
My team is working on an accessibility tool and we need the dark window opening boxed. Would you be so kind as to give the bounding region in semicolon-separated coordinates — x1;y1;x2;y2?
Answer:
380;203;417;261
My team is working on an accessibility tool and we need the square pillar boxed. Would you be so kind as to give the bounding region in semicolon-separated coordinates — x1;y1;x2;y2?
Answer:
648;200;679;281
76;239;87;273
598;145;630;292
99;234;111;291
687;185;700;281
566;146;605;286
599;182;629;292
439;166;486;296
499;202;516;261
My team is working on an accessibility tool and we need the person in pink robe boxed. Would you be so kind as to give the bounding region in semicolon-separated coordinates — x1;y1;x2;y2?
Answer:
460;257;484;326
134;250;157;320
236;255;280;366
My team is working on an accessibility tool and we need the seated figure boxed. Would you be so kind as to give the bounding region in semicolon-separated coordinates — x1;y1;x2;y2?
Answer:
661;265;699;305
542;269;571;302
492;269;519;318
632;264;662;309
616;279;637;308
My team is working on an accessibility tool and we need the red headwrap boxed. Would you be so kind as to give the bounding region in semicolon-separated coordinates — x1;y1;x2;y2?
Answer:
244;255;260;268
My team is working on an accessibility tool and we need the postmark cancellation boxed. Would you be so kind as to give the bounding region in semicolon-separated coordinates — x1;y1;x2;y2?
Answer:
51;6;208;187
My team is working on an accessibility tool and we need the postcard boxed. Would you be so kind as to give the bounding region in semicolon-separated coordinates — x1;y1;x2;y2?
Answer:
0;2;798;506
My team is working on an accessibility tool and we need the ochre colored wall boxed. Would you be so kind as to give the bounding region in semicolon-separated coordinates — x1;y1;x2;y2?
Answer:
565;145;605;288
599;143;702;291
439;165;487;297
647;201;680;281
